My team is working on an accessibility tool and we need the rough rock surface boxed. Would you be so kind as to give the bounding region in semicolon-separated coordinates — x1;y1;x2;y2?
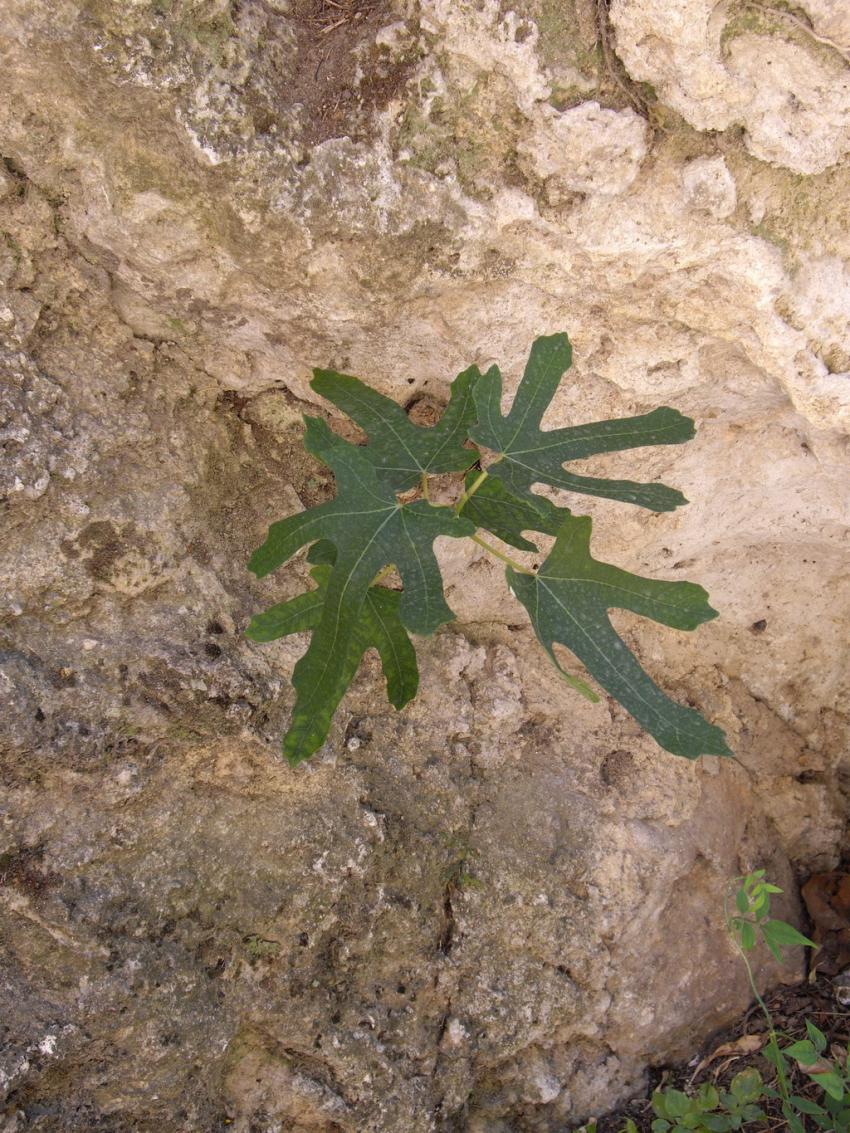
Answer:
1;0;849;1130
610;0;850;174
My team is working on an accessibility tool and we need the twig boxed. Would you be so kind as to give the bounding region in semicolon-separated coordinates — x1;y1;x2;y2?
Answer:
594;0;651;118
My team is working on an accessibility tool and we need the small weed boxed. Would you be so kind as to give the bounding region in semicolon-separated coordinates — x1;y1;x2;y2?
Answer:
579;873;849;1132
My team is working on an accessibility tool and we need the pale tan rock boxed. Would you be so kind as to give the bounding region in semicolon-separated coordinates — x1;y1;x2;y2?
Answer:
0;0;848;1128
803;0;850;46
681;155;737;218
519;101;650;195
610;0;850;173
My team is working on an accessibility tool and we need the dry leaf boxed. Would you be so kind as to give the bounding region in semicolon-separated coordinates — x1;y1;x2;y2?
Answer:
691;1033;765;1079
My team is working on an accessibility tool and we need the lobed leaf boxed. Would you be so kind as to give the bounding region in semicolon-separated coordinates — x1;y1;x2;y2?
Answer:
247;333;729;767
470;333;694;512
249;419;471;763
311;363;481;490
248;563;419;758
457;469;572;551
507;513;731;758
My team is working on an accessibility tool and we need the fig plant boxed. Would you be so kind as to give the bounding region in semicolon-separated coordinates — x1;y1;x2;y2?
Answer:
247;333;731;766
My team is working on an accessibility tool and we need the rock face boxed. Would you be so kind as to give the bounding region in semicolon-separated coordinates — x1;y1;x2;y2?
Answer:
1;1;849;1130
610;0;850;174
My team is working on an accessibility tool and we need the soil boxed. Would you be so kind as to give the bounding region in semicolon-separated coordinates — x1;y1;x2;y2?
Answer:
286;0;417;145
592;974;849;1131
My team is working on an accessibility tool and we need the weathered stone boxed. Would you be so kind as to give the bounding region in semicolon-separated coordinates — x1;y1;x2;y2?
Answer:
518;101;649;195
1;0;849;1129
610;0;850;174
681;155;737;219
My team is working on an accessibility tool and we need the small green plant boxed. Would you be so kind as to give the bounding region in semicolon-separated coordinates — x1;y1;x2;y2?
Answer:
727;872;850;1132
651;1070;767;1132
247;334;732;765
635;874;846;1133
576;875;848;1132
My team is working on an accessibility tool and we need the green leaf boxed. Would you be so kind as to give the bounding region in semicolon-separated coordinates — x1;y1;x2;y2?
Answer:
761;919;816;961
739;921;756;951
735;888;749;915
507;514;731;758
791;1096;827;1116
247;563;419;750
311;363;480;490
248;334;725;768
730;1068;764;1104
806;1020;828;1053
696;1084;720;1110
782;1104;806;1133
763;1036;787;1071
470;333;694;512
812;1071;846;1102
249;420;473;763
651;1120;671;1133
784;1039;819;1065
457;469;572;551
652;1094;672;1120
815;1113;841;1131
739;1106;765;1122
662;1090;692;1119
702;1115;732;1132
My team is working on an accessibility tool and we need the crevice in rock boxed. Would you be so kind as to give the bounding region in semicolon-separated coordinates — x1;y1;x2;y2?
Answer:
593;0;653;120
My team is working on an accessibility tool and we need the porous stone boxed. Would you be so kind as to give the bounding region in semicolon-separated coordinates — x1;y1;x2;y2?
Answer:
518;101;650;195
610;0;850;174
1;0;849;1129
681;155;737;219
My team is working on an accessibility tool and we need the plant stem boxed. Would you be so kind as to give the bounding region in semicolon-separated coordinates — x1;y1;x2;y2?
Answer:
455;468;488;514
470;533;535;575
735;935;792;1105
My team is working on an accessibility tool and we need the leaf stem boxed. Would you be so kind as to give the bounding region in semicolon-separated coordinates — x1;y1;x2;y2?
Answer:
455;468;488;514
724;895;792;1107
738;943;792;1103
420;472;430;502
470;533;535;576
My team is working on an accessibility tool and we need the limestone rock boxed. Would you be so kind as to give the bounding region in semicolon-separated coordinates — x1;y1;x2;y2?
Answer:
1;0;849;1129
519;101;650;195
610;0;850;173
681;155;737;219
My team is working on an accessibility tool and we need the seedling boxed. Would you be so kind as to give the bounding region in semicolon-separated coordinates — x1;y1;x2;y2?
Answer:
580;875;845;1133
247;334;732;765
